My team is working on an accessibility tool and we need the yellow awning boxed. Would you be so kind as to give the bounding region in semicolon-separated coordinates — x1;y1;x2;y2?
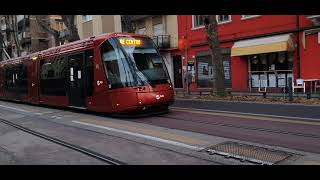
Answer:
231;34;295;57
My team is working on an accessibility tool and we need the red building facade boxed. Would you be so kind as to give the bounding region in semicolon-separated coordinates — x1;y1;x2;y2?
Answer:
172;15;320;94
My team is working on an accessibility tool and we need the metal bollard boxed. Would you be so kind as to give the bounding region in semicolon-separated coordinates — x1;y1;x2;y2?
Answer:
263;92;267;98
288;77;293;102
307;91;311;99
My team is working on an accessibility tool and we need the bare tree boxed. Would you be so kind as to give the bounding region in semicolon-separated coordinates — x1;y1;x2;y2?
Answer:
0;32;3;60
61;15;80;41
36;15;80;46
204;15;226;96
5;15;21;57
35;15;60;46
121;15;136;33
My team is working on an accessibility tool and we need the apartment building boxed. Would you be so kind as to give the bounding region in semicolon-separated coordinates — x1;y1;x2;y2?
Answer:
0;15;66;60
75;15;122;39
127;15;179;84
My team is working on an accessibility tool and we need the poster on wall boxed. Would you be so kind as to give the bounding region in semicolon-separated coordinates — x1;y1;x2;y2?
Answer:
223;61;230;80
251;75;259;87
277;73;286;87
259;74;268;87
198;62;210;79
268;74;276;87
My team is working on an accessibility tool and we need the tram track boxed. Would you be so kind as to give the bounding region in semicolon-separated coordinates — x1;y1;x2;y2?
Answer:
0;112;224;165
156;114;320;139
0;117;126;165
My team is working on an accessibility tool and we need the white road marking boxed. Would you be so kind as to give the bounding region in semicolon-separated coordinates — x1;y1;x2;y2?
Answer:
72;120;203;151
0;104;31;113
171;107;320;122
34;111;54;115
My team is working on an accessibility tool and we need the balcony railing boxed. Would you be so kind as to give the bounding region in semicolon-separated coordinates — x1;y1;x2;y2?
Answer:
152;35;170;49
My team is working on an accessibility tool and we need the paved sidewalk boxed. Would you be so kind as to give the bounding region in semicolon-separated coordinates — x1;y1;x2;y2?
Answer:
173;98;320;119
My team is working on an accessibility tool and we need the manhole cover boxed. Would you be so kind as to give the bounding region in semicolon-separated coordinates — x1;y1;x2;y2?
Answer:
205;142;292;165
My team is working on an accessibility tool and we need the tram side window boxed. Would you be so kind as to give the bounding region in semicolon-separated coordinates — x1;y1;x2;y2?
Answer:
15;64;28;94
5;66;15;92
40;57;67;96
85;49;94;96
101;39;141;89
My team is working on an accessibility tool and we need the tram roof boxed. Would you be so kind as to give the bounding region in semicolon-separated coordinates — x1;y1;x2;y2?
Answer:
0;32;149;65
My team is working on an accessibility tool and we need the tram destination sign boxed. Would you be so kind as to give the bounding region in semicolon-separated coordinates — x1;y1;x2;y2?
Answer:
119;38;142;46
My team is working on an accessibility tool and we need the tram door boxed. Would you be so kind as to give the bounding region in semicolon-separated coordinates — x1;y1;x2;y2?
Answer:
0;66;4;97
30;60;40;103
68;53;86;107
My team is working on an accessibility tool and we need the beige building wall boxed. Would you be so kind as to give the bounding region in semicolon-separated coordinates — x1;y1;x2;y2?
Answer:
76;15;122;40
113;15;122;32
145;17;153;37
165;15;178;48
134;15;178;48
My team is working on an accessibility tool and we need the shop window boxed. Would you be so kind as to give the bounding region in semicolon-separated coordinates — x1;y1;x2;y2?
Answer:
40;56;67;96
249;51;293;88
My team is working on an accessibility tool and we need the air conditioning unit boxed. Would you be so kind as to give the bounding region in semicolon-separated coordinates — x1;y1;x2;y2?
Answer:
18;33;22;41
59;29;70;38
0;24;6;31
23;31;30;38
307;15;320;26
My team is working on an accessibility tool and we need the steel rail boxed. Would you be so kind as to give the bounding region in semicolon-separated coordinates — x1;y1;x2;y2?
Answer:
0;118;126;165
157;115;320;139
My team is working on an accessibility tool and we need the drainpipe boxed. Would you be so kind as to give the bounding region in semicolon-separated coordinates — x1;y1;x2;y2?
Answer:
296;15;301;79
0;32;3;60
185;16;189;95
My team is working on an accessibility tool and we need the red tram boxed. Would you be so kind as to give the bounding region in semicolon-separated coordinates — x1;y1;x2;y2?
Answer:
0;33;174;114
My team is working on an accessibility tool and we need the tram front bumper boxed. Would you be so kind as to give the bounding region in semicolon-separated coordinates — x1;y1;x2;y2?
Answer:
137;90;174;109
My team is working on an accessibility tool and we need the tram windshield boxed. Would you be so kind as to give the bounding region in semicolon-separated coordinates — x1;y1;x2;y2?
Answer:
101;36;170;89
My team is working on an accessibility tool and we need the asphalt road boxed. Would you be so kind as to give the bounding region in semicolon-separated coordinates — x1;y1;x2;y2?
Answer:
173;99;320;119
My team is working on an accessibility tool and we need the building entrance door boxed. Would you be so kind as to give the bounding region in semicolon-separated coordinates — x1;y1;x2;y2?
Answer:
172;55;183;88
